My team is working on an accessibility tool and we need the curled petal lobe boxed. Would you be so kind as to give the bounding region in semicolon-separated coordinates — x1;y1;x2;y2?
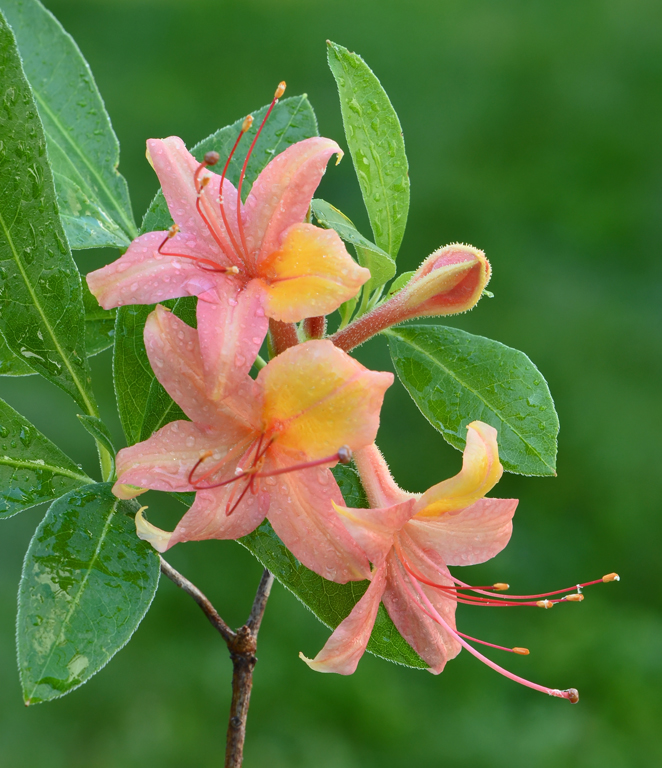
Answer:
245;137;344;262
86;231;215;310
334;498;415;569
135;508;172;553
406;497;517;566
415;421;503;518
267;456;371;582
300;564;387;674
259;340;393;460
257;224;370;323
196;279;268;402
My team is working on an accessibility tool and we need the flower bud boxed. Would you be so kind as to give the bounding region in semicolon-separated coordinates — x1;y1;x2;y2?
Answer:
331;243;490;352
395;243;490;319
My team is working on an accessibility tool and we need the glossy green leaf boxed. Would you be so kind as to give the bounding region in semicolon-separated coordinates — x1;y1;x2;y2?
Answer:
0;330;35;376
239;462;425;668
385;325;558;476
0;14;97;416
0;287;115;376
82;281;115;357
0;0;136;249
17;483;160;704
115;96;318;445
311;198;396;292
77;415;115;481
0;398;90;519
386;270;415;298
327;41;410;259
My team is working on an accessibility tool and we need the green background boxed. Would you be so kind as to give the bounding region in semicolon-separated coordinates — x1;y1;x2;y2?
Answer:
1;0;660;765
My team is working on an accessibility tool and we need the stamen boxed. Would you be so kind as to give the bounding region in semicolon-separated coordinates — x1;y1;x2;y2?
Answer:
236;82;287;264
493;583;509;591
218;115;254;260
253;447;350;479
403;572;578;702
603;572;620;582
537;600;554;609
156;224;239;274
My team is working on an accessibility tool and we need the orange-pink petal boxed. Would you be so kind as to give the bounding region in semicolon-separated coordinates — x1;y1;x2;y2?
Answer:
256;223;370;323
258;340;393;460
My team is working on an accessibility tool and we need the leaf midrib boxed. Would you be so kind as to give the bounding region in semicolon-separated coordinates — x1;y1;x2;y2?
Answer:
0;208;97;417
384;328;554;472
0;456;90;483
24;498;118;702
33;91;137;239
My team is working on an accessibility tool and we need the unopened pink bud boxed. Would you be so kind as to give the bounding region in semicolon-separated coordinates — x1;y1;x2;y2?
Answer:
331;243;490;352
396;243;490;319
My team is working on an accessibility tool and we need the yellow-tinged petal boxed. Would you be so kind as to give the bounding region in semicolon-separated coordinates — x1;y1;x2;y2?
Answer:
414;421;503;518
135;507;173;553
257;223;370;323
258;340;392;460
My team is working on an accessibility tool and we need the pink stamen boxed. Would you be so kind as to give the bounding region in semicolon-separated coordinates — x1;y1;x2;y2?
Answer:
218;116;253;260
157;229;239;274
236;81;286;266
192;156;241;265
404;571;578;702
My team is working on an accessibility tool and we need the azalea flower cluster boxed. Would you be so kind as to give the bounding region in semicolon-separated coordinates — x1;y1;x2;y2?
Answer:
87;86;614;702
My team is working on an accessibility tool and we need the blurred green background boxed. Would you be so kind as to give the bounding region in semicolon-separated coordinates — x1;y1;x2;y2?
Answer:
1;0;661;765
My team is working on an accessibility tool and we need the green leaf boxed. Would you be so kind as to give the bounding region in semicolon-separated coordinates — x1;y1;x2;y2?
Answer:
0;0;136;249
0;330;35;376
82;280;115;357
17;483;160;705
76;415;115;481
0;14;98;416
115;96;319;445
0;397;91;519
385;325;559;476
327;41;410;259
0;285;115;377
311;198;396;292
386;270;415;298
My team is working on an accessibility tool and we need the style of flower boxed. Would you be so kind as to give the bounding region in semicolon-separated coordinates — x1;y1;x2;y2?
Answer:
115;304;393;583
301;423;615;702
87;84;370;384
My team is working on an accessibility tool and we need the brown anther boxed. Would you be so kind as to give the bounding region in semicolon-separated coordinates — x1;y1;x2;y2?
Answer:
168;224;180;238
493;583;509;591
200;450;213;461
204;151;220;166
512;647;530;656
242;115;254;133
602;572;620;582
337;446;352;464
565;688;580;704
565;593;584;602
274;81;286;99
536;599;554;609
199;176;210;190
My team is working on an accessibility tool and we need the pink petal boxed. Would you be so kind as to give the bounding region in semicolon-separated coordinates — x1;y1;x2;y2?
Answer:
147;137;241;263
167;481;270;547
86;231;217;310
384;543;461;674
114;420;240;494
196;278;268;401
335;498;416;569
265;456;371;583
243;137;343;264
300;564;387;674
406;498;517;566
353;443;412;509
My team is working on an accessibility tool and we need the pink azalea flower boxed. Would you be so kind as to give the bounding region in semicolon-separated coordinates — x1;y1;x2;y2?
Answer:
87;88;370;383
301;423;612;702
115;305;393;584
